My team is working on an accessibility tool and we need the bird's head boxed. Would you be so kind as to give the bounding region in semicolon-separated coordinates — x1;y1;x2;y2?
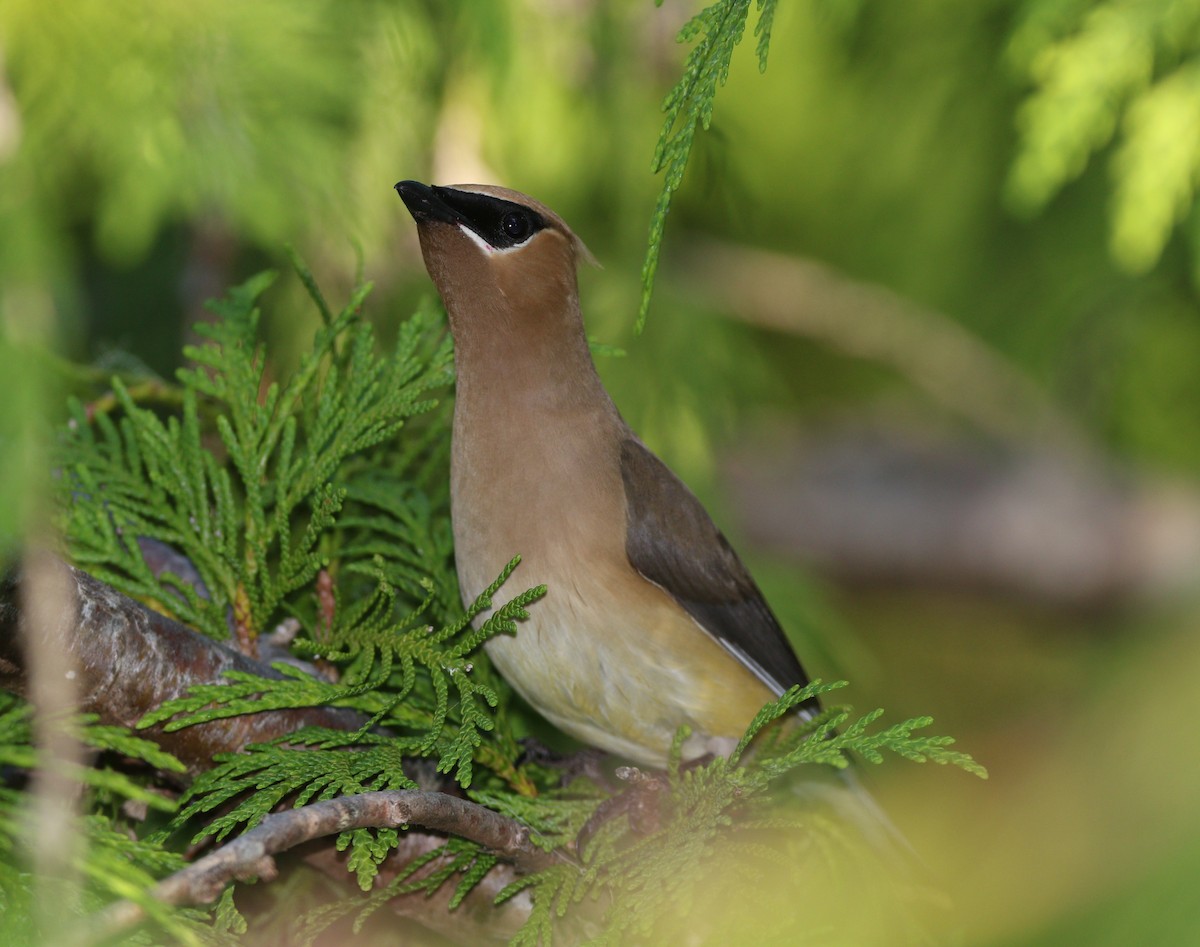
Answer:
395;181;595;337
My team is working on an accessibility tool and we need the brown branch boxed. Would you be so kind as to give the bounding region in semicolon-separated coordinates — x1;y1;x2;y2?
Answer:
92;789;565;941
0;557;362;773
723;426;1200;609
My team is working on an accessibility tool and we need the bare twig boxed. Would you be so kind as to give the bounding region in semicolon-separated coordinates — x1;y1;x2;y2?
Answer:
92;789;564;939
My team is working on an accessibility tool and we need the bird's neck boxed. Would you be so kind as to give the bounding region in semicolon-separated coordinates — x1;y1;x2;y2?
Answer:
447;290;616;430
445;291;628;604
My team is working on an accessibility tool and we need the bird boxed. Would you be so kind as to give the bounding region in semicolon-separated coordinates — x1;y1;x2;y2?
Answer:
394;180;822;770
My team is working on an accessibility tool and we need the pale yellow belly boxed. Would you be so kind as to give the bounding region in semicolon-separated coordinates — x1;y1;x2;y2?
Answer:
479;559;773;768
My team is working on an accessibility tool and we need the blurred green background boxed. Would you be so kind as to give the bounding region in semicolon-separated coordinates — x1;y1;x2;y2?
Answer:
3;0;1200;942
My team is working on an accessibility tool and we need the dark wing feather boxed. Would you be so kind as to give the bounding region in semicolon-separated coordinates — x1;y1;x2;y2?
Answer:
620;437;817;707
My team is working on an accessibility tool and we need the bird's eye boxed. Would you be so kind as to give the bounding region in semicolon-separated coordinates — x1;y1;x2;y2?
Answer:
501;212;532;241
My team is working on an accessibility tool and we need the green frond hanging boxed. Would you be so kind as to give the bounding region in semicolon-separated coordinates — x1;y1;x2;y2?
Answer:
639;0;779;331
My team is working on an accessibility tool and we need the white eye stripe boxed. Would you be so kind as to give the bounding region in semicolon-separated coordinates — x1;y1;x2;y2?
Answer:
456;222;530;256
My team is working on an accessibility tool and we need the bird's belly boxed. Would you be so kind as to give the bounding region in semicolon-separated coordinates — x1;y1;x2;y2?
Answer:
478;563;773;768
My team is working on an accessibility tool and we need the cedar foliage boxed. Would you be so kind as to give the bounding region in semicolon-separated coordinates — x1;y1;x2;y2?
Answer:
0;3;993;943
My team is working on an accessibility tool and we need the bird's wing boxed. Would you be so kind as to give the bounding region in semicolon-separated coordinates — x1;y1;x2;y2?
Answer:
619;436;817;705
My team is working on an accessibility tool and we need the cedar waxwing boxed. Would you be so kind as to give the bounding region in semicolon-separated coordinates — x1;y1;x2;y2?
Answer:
394;181;822;769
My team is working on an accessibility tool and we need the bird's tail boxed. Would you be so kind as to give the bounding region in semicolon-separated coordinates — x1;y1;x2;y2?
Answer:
790;764;922;873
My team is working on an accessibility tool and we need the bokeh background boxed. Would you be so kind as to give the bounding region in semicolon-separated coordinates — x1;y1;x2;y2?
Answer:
3;0;1200;942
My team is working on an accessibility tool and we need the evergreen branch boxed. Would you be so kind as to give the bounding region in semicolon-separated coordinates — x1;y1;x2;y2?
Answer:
78;718;188;811
639;0;778;331
385;835;501;910
139;554;541;805
1007;0;1200;273
175;738;420;844
343;826;403;889
469;787;603;853
58;268;453;652
728;679;847;767
136;665;374;732
68;818;218;947
753;0;777;70
0;696;221;944
286;244;334;328
737;696;990;787
502;686;985;944
335;474;456;608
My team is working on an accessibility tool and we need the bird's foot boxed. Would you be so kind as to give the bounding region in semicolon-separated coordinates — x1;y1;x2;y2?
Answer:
576;766;670;855
517;737;613;789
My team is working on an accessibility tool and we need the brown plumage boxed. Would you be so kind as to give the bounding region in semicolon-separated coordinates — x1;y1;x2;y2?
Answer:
395;181;818;768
